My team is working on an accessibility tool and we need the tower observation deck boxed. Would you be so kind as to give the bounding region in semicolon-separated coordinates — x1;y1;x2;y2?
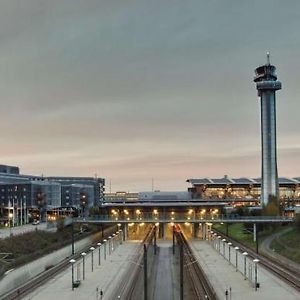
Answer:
254;53;282;206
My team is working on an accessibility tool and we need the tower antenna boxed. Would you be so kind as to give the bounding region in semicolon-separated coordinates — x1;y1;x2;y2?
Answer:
266;51;270;65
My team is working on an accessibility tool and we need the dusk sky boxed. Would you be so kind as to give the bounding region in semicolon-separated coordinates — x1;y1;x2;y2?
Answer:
1;1;300;192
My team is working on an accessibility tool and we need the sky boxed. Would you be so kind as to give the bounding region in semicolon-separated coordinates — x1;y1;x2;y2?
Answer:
0;0;300;192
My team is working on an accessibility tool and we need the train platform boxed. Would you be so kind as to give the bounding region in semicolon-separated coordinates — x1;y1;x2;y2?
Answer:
191;240;300;300
25;240;140;300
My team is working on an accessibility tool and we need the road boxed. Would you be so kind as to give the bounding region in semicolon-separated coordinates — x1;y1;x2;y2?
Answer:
260;227;300;273
0;222;55;238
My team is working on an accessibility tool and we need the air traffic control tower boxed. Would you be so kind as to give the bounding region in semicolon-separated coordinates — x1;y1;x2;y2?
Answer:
254;53;282;206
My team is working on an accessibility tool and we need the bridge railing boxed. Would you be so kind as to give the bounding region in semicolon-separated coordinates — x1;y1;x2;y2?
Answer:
74;214;294;223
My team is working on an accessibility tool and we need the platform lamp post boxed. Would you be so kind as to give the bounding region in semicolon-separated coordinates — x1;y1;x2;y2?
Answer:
217;236;221;253
90;247;95;272
81;252;86;280
228;242;232;263
253;259;260;291
103;239;107;260
97;242;101;266
8;212;13;236
112;233;116;252
108;236;112;255
242;252;248;280
213;233;217;249
222;239;226;256
69;259;76;291
234;247;239;271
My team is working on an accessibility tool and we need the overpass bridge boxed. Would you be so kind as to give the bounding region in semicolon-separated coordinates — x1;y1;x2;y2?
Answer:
73;215;294;224
71;215;294;252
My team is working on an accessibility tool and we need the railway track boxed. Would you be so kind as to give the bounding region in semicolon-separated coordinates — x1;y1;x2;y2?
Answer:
0;225;119;300
175;226;218;300
111;225;156;300
212;229;300;292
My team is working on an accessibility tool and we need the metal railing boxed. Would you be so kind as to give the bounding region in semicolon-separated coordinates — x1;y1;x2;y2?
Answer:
74;215;294;224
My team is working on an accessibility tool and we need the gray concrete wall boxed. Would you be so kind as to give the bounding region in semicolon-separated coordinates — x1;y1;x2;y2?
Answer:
0;232;102;296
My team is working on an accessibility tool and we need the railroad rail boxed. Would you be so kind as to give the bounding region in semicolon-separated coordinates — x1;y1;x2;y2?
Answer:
111;225;156;300
0;225;119;300
175;226;218;300
212;229;300;292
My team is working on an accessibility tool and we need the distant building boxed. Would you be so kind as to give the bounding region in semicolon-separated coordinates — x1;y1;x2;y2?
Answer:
187;176;300;207
138;191;191;202
48;176;105;206
0;164;19;175
0;164;105;212
0;181;61;209
61;184;94;212
104;191;138;203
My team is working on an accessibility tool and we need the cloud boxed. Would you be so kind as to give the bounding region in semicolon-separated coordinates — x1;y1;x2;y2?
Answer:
0;1;300;190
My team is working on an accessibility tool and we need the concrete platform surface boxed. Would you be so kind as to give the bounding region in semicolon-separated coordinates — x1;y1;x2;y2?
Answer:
191;240;300;300
24;240;140;300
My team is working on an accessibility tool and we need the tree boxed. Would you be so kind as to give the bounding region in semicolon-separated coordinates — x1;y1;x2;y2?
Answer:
295;213;300;232
262;195;280;216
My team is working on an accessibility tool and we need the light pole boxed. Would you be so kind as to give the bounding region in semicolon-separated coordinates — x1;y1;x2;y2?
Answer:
234;247;239;271
112;233;116;251
217;236;221;253
8;212;13;236
81;252;86;280
103;239;107;260
90;247;95;272
70;259;76;291
213;233;217;249
97;242;101;265
228;242;232;263
108;236;112;255
242;252;248;280
222;239;226;256
253;259;260;291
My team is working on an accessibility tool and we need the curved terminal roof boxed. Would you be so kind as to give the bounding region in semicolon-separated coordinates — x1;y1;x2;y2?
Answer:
187;177;300;185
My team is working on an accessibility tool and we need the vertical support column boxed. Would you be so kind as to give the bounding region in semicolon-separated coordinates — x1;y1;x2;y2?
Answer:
193;223;199;238
254;223;259;253
123;223;128;241
154;225;157;255
159;223;164;239
172;226;175;255
180;243;183;300
202;223;206;240
162;223;166;240
144;244;148;300
71;221;75;255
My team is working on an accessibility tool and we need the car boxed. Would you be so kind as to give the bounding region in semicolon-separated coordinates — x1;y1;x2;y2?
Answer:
32;220;40;225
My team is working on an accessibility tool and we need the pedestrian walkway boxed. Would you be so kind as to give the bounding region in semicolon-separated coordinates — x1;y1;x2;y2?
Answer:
25;240;140;300
260;227;300;274
191;240;300;300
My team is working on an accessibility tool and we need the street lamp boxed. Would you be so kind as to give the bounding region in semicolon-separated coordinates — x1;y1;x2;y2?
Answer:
81;252;86;280
242;252;248;280
103;239;107;259
97;242;102;265
228;242;232;263
112;233;116;251
217;236;221;252
8;213;13;236
90;247;95;272
234;247;239;271
253;259;260;291
222;239;226;256
69;259;76;291
108;236;112;255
